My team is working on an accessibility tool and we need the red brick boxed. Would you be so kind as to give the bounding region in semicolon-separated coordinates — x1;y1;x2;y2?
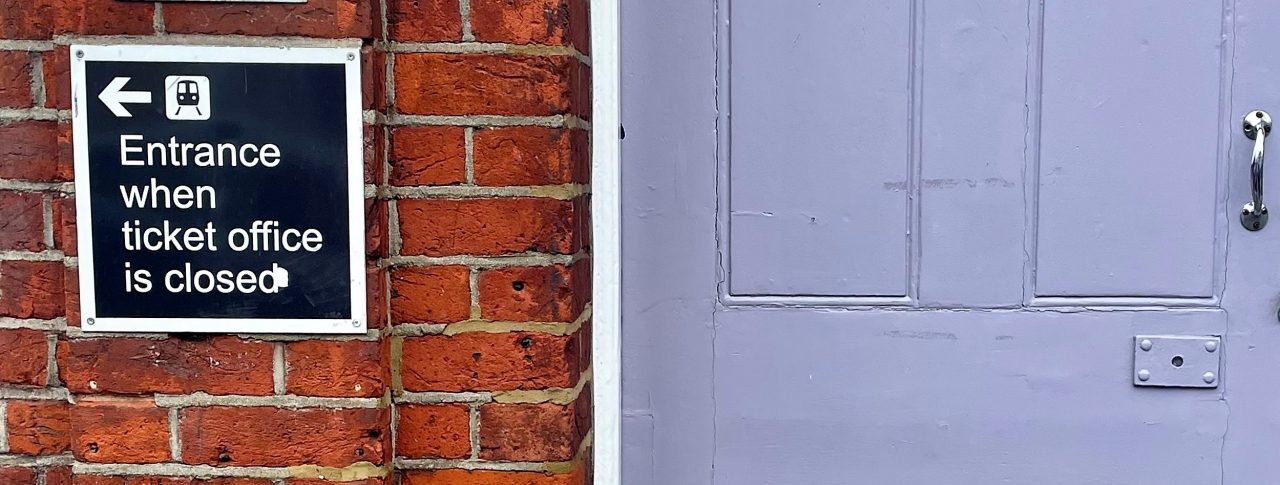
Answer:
73;478;272;485
44;467;71;485
0;0;153;39
59;337;274;395
286;340;385;398
479;264;585;322
389;265;470;324
53;195;76;256
398;198;575;256
400;332;577;392
366;265;388;329
403;469;582;485
478;403;581;461
394;54;572;116
395;404;470;458
0;260;63;319
42;49;69;110
569;62;590;121
0;328;46;385
0;468;36;484
163;0;373;38
5;400;69;455
179;407;387;467
0;191;47;252
63;265;79;327
0;120;62;182
567;0;588;54
71;400;169;464
57;121;74;181
0;51;31;108
388;0;461;41
361;46;385;111
471;0;571;45
389;126;466;186
290;480;384;485
472;127;583;186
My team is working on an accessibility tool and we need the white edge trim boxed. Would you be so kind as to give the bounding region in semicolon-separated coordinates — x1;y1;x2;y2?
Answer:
71;44;367;334
589;0;622;483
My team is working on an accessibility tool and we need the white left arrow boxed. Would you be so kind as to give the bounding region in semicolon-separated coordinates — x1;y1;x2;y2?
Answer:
98;77;152;118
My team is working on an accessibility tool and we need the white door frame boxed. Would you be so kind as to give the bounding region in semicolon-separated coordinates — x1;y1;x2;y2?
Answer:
589;0;622;483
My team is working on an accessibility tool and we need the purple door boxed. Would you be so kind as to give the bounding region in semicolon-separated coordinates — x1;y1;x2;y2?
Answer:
623;1;1280;483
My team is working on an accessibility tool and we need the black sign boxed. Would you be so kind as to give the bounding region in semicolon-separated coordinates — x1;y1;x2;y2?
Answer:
71;45;365;333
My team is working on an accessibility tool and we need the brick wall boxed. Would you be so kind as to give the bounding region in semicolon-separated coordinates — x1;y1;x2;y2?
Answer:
0;0;593;483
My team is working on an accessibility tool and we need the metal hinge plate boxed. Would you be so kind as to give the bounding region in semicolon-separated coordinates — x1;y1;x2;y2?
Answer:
1133;335;1220;388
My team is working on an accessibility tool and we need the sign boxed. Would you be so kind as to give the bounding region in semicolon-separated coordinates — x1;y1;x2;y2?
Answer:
71;45;365;334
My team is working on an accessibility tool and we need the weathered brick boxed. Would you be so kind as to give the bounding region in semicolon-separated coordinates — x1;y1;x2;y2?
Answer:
0;260;63;319
71;400;170;464
394;54;572;116
179;407;387;467
0;51;31;108
0;328;47;385
0;191;47;252
163;0;374;38
389;265;470;324
286;340;385;398
398;198;575;256
289;479;385;485
63;265;79;327
6;400;69;455
395;404;470;458
400;332;577;391
367;198;388;258
72;478;272;485
473;127;585;186
478;402;581;461
361;46;385;111
42;49;69;110
53;195;76;256
478;264;583;322
388;0;461;41
0;0;153;39
59;337;274;395
0;120;62;182
389;126;467;186
403;469;582;485
0;467;36;484
470;0;571;45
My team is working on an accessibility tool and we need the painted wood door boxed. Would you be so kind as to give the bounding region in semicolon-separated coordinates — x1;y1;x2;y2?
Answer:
622;1;1280;483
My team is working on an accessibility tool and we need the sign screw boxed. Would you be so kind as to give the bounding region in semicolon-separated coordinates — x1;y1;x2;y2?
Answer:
1203;372;1217;384
1137;369;1150;381
347;53;356;61
1139;339;1152;351
1205;340;1218;353
351;319;360;328
86;317;95;325
75;50;84;59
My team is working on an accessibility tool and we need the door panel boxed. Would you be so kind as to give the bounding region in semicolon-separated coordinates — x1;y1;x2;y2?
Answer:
1035;1;1224;298
728;1;911;296
623;0;1267;483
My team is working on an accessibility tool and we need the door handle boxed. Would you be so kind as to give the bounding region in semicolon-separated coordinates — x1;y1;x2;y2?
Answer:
1243;109;1272;231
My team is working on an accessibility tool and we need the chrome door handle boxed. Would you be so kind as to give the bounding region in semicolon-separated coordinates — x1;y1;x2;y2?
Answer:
1243;110;1272;231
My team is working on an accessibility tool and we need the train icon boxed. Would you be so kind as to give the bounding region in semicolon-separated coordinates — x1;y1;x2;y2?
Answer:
164;75;210;120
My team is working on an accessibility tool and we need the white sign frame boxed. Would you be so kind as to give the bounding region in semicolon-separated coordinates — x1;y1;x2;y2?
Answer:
71;44;367;334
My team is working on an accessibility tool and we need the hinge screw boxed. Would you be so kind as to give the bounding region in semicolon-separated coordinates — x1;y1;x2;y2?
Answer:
1137;369;1151;381
1139;339;1152;351
1205;340;1218;353
1203;371;1217;384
